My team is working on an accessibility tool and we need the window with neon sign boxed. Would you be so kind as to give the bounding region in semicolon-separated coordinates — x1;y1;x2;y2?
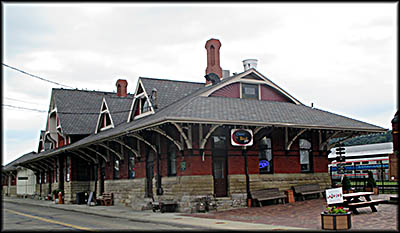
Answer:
259;137;273;174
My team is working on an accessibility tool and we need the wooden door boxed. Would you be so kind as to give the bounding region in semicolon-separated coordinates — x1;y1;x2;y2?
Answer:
213;155;227;197
212;133;228;197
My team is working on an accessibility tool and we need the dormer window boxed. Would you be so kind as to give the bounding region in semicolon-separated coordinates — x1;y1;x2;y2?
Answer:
242;83;259;99
128;80;155;122
140;96;151;114
96;98;114;133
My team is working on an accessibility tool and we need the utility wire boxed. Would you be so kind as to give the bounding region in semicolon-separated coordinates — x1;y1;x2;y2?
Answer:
3;104;132;115
2;63;75;89
2;104;47;113
5;97;47;107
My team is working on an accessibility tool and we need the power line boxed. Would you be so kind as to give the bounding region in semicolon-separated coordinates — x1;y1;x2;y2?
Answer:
2;104;47;113
2;63;75;89
5;97;47;107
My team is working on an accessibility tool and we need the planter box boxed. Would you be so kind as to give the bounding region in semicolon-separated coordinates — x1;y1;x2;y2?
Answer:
321;212;352;230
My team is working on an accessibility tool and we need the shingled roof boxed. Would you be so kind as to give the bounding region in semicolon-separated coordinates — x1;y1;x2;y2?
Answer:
3;151;37;172
27;70;387;161
53;88;133;135
103;95;133;127
139;77;204;111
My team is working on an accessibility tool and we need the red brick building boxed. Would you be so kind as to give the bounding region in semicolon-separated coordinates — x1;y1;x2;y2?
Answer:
3;39;387;212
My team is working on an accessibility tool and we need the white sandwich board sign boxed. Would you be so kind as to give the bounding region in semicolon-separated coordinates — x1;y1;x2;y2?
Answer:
325;188;344;205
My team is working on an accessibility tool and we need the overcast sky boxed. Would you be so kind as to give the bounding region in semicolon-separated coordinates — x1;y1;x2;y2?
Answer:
2;3;397;165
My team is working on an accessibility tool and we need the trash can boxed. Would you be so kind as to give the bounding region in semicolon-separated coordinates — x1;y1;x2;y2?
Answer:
76;192;86;204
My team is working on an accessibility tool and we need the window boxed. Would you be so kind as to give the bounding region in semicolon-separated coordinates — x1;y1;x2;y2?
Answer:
128;153;135;179
56;158;59;182
242;83;259;99
212;135;226;149
299;139;312;172
66;156;70;182
113;157;120;179
259;137;273;174
168;143;177;176
141;98;151;114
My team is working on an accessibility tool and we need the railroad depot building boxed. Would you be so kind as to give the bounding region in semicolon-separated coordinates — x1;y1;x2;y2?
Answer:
2;39;387;212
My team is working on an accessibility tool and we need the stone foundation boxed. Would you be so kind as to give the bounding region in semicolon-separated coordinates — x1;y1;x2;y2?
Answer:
104;178;146;210
58;173;331;212
64;181;91;204
249;172;331;191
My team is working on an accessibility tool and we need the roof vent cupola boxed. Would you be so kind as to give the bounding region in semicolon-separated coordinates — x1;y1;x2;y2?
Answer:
116;79;128;97
205;38;222;85
243;59;258;71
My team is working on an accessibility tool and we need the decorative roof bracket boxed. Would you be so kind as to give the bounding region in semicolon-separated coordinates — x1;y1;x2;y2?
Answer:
286;128;307;150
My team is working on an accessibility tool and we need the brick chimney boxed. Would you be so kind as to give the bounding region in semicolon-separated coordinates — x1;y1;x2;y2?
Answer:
116;79;128;97
205;38;222;85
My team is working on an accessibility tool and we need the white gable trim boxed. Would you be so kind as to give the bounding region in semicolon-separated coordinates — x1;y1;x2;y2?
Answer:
127;79;155;122
95;97;115;134
201;69;303;105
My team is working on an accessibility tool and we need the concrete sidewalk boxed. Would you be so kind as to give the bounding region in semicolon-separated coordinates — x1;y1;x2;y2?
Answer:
3;196;307;230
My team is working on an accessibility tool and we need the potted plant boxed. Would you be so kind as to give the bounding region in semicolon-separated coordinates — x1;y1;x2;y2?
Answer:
341;176;352;194
365;171;378;194
321;206;352;230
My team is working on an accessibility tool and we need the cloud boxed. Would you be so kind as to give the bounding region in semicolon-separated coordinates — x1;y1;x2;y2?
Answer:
2;3;397;165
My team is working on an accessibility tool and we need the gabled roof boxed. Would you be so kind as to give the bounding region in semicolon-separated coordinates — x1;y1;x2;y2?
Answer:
139;77;204;111
29;69;387;160
103;95;133;126
52;88;133;135
201;68;303;105
39;130;52;151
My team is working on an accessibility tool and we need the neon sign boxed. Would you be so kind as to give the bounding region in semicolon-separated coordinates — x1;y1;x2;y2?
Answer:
259;160;269;169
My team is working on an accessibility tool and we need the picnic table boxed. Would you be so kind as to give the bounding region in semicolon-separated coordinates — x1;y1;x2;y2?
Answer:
330;192;386;214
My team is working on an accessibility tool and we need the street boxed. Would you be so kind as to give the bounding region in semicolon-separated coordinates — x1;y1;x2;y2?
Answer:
2;202;204;231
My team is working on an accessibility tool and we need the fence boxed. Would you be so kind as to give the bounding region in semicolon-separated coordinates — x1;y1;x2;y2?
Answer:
332;177;398;194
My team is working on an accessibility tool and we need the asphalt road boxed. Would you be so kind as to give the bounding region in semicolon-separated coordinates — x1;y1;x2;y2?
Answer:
2;202;202;231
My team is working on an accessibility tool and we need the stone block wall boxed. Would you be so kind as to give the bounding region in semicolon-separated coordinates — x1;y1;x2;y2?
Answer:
104;178;146;210
249;172;331;191
64;181;90;204
94;172;331;213
158;175;214;213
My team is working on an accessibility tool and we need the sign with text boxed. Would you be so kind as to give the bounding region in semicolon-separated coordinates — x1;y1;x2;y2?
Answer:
231;129;253;146
325;188;343;205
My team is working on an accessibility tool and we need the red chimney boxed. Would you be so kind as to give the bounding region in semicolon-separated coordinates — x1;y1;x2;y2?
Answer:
116;79;128;97
205;38;222;85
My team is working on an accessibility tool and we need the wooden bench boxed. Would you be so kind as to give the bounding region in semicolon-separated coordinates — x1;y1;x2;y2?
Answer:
347;199;386;214
251;188;286;207
293;184;324;201
97;193;113;206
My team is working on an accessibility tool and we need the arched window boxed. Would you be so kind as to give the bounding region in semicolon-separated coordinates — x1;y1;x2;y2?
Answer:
113;157;120;179
168;143;177;176
128;152;135;179
259;137;273;174
299;139;312;172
